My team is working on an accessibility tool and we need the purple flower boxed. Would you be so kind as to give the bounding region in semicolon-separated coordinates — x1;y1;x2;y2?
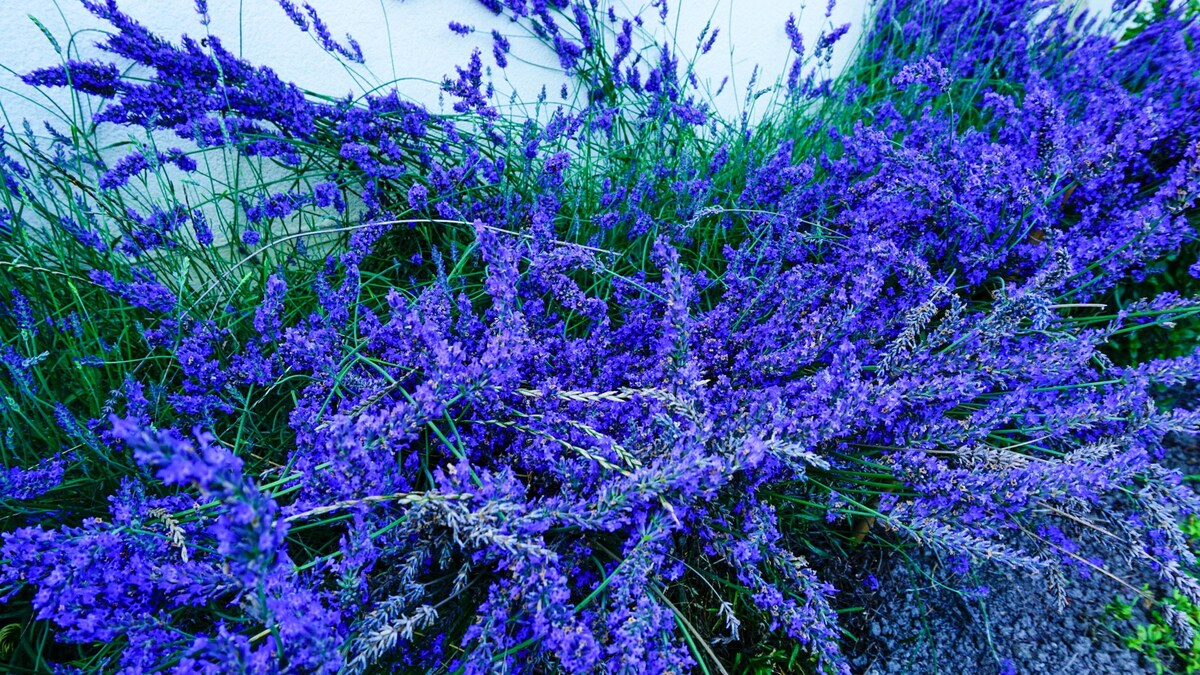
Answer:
408;183;429;210
5;1;1200;672
57;216;107;252
88;268;177;313
100;148;195;190
892;56;952;94
0;454;67;500
8;289;36;335
191;209;213;246
492;30;511;67
22;60;121;97
312;181;345;211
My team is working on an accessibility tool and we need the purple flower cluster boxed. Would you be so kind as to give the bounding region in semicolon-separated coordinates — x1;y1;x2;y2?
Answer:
0;453;67;501
1;0;1199;672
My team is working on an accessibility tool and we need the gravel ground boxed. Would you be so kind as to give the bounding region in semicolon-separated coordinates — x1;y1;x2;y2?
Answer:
846;545;1153;674
839;431;1200;674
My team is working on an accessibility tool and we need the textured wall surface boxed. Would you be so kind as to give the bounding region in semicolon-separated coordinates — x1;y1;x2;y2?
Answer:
0;0;873;129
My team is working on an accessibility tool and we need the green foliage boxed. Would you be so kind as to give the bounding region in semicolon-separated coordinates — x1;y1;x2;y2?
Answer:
1107;240;1200;367
1115;588;1200;674
1123;0;1200;42
1109;518;1200;674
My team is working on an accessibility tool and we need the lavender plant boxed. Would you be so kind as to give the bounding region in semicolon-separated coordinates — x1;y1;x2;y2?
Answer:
1;0;1199;672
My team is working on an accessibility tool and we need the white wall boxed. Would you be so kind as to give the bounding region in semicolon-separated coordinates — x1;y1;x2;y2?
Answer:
0;0;1120;250
0;0;871;131
0;0;1125;149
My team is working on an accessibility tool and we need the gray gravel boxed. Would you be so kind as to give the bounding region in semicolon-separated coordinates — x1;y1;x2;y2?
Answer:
840;429;1200;674
846;545;1154;674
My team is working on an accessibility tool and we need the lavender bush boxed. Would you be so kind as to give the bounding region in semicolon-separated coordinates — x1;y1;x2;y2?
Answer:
1;0;1199;672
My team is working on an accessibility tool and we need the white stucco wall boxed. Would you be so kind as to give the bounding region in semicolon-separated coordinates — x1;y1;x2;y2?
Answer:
0;0;1120;249
0;0;872;131
0;0;1123;143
